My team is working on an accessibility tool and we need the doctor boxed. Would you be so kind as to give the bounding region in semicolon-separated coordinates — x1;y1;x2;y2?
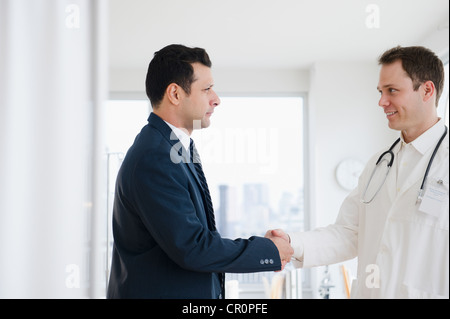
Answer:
271;46;449;298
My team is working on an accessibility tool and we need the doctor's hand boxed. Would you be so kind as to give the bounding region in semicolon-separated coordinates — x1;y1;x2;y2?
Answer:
265;229;293;271
268;229;290;244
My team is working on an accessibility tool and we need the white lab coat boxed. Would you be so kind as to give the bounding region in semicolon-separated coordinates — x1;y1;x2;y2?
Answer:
292;124;449;298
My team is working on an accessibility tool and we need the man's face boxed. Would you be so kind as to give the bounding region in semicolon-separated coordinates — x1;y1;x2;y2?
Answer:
180;63;220;131
377;60;428;136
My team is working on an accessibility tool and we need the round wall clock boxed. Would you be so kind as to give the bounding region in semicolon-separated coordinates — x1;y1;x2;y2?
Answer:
335;158;365;191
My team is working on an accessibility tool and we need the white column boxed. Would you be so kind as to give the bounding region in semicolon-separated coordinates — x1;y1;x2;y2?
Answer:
0;0;107;298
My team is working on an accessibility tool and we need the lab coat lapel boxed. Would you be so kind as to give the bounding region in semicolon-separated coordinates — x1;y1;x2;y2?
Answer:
385;159;398;204
381;140;401;204
398;126;449;200
397;152;434;199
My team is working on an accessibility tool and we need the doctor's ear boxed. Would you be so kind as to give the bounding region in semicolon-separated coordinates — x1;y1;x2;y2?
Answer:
421;81;436;103
166;83;182;105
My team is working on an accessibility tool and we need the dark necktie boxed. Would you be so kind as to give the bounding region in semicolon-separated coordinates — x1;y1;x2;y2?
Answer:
190;139;217;231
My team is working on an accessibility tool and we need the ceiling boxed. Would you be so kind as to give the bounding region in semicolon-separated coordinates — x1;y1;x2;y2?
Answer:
109;0;449;71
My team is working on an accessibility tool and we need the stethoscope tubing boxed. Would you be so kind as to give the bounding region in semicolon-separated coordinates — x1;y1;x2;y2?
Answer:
362;125;448;204
419;126;448;192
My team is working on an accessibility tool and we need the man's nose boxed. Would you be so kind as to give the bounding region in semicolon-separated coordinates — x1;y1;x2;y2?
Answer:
378;93;389;108
211;90;220;107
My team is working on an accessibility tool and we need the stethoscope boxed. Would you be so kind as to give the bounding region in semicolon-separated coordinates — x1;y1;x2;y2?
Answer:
361;126;448;204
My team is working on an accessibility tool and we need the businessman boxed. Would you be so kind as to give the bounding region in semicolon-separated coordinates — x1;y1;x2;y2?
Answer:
107;44;293;299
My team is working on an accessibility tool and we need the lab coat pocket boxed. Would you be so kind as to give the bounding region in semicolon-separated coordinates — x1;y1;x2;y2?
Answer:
402;222;449;298
417;177;449;231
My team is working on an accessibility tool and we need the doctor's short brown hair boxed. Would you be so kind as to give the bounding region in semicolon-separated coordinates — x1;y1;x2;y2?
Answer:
378;46;445;107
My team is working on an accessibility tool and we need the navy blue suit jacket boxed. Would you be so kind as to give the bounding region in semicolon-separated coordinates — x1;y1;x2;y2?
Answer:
107;113;281;299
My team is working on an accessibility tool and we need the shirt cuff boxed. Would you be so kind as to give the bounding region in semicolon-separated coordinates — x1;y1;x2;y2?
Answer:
289;232;305;268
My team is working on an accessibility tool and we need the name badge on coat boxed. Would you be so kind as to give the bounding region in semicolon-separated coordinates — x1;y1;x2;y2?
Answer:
419;177;449;218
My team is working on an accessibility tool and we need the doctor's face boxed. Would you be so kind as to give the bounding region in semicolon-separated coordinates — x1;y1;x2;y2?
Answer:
377;60;431;139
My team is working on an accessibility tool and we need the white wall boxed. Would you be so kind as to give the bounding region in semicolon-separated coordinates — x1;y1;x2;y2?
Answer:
214;68;310;95
109;67;310;97
309;61;397;227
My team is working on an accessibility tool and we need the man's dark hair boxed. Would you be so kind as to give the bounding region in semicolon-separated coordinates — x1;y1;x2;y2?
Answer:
145;44;212;108
378;46;445;106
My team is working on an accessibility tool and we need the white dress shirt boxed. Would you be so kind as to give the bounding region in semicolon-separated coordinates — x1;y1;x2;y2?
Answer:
164;120;191;157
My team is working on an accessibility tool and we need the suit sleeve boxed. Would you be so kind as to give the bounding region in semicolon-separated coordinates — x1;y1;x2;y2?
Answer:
130;150;282;273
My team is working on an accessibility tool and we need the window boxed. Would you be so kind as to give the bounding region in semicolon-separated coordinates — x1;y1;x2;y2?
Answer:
105;96;308;298
191;96;307;298
191;96;306;238
105;99;151;290
105;100;151;153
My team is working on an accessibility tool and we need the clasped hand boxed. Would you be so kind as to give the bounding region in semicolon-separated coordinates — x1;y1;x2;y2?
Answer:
265;229;293;271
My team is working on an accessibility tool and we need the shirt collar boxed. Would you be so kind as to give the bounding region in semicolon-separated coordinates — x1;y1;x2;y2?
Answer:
164;121;191;153
400;118;446;155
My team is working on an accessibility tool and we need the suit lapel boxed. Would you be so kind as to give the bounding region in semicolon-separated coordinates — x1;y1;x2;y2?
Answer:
148;112;178;148
148;112;206;196
186;161;203;189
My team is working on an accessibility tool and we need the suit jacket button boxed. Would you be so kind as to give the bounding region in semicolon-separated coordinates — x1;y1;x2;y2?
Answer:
265;259;269;264
260;259;265;265
269;259;274;264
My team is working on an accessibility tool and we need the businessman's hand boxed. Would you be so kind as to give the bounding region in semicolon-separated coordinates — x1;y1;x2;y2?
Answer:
265;229;293;271
269;229;290;243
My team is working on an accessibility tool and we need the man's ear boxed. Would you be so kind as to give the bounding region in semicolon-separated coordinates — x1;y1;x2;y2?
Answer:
421;80;436;103
166;83;181;105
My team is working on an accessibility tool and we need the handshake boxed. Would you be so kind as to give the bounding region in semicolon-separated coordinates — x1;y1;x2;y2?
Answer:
265;229;293;271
